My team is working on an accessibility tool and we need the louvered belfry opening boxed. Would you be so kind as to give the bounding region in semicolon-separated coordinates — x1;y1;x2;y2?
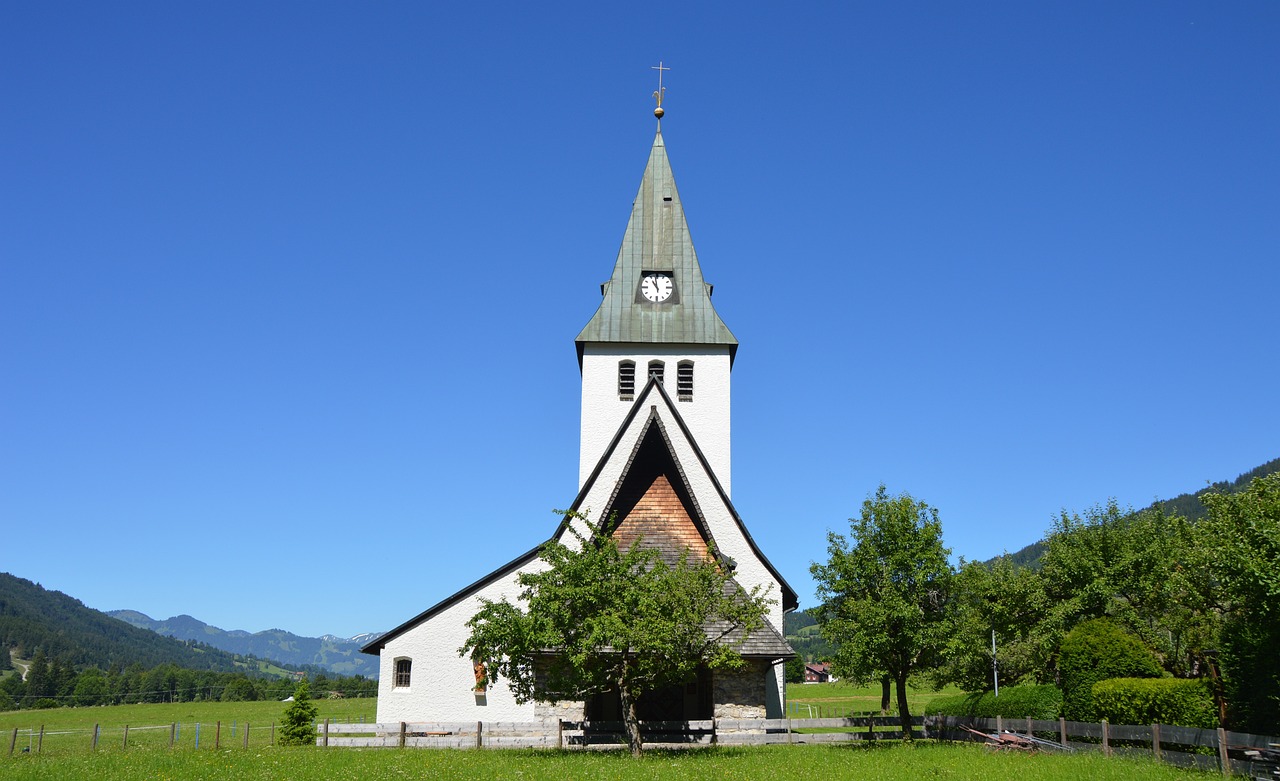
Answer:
618;360;636;400
647;360;665;385
677;361;693;401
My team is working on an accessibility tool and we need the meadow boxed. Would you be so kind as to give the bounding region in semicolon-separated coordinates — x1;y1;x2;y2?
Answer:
1;739;1210;780
2;694;1218;780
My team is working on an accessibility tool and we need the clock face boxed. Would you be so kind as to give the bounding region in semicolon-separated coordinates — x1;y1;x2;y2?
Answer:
641;272;674;302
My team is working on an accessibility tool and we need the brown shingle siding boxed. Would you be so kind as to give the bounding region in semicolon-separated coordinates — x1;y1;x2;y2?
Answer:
611;473;710;562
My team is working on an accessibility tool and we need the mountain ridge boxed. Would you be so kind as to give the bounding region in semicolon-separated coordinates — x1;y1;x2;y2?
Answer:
107;610;382;679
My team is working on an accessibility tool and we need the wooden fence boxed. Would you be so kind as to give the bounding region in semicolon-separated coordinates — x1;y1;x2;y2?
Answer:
314;714;1279;776
316;715;923;749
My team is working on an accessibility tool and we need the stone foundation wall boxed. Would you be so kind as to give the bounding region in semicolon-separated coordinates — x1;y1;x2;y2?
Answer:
713;660;769;720
533;698;585;721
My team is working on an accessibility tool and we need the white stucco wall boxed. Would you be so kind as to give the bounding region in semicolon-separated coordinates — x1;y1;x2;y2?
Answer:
374;557;550;724
580;343;732;496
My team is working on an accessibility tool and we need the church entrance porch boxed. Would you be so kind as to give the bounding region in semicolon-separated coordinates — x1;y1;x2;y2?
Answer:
584;666;713;722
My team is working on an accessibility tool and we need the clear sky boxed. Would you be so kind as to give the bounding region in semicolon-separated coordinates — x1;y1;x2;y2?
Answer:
3;3;1277;640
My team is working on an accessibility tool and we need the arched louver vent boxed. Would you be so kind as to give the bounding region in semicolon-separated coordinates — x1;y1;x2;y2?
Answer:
648;360;665;385
677;361;693;401
618;361;635;400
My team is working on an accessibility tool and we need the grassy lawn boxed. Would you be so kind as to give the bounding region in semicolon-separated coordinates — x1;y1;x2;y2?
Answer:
0;699;1218;779
0;698;375;756
786;680;963;718
0;741;1211;780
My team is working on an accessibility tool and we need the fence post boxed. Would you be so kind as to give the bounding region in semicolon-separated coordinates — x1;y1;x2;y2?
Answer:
1102;719;1110;756
557;720;563;750
476;720;483;749
195;722;200;749
996;714;1003;734
1059;717;1067;748
786;712;793;744
170;723;176;748
323;718;329;747
216;721;221;750
399;721;406;748
7;727;15;757
271;723;275;746
92;724;99;752
244;723;250;749
123;724;129;749
1152;723;1161;761
1217;727;1230;775
1026;716;1032;737
38;725;44;754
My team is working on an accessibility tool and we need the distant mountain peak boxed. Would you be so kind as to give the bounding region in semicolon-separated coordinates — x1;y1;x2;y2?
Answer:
106;609;381;679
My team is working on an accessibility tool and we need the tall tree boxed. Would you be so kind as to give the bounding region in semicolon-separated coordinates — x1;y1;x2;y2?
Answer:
462;512;771;757
811;486;953;739
1200;473;1280;732
939;555;1053;691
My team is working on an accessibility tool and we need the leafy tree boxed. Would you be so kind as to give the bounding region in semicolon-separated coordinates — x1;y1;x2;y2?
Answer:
73;668;109;706
939;555;1053;691
784;656;806;684
461;512;772;757
1039;502;1217;681
1200;473;1280;732
278;682;319;746
811;485;953;739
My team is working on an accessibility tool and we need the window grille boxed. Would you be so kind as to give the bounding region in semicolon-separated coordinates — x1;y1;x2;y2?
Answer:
618;361;635;400
677;361;693;401
394;658;412;688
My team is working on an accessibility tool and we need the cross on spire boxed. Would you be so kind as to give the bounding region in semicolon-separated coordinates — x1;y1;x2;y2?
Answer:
651;61;669;118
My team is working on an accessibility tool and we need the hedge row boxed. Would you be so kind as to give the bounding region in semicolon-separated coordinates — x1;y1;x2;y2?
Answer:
1091;677;1217;728
923;684;1062;719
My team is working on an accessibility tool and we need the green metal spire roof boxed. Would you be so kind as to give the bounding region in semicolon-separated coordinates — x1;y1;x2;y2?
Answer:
575;127;737;362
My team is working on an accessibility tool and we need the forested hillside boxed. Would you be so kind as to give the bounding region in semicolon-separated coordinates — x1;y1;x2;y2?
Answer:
0;573;274;674
990;457;1280;568
109;610;379;679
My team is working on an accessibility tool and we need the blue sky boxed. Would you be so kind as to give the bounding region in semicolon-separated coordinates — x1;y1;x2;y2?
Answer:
3;3;1277;640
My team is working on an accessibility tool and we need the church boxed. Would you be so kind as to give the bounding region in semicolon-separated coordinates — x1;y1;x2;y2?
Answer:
362;99;798;725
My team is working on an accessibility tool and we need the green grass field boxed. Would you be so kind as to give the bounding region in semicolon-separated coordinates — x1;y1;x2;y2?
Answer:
786;680;963;717
1;698;1217;780
0;697;375;757
1;740;1210;780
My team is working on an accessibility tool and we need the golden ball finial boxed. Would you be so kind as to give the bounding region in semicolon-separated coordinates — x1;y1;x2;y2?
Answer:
654;106;665;119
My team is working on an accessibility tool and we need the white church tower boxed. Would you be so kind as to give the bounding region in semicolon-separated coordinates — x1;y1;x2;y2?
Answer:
575;122;738;495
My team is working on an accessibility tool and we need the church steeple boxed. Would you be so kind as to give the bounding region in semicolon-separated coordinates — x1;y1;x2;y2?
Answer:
574;128;737;364
576;114;737;495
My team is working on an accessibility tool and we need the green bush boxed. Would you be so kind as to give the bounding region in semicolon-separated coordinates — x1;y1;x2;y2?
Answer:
1092;677;1216;728
1059;619;1162;721
924;684;1062;719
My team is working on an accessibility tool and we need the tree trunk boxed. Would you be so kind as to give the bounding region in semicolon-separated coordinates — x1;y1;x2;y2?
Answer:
895;672;913;741
880;676;891;713
616;683;643;757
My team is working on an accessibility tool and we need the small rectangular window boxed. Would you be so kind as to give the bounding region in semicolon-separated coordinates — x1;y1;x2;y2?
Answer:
677;362;693;401
618;361;635;400
394;658;412;688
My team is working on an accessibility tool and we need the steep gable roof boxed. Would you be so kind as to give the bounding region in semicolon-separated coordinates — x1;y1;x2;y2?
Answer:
363;376;797;655
575;128;737;363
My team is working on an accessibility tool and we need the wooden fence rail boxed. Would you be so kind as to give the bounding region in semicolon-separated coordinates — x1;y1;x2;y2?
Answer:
312;714;1278;776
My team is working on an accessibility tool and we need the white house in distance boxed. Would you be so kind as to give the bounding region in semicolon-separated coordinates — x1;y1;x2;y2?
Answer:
361;105;798;724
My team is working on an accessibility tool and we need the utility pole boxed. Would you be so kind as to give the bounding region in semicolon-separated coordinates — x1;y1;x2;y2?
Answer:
992;629;999;697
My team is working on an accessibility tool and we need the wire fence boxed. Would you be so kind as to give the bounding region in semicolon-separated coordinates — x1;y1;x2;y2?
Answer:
4;714;375;756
